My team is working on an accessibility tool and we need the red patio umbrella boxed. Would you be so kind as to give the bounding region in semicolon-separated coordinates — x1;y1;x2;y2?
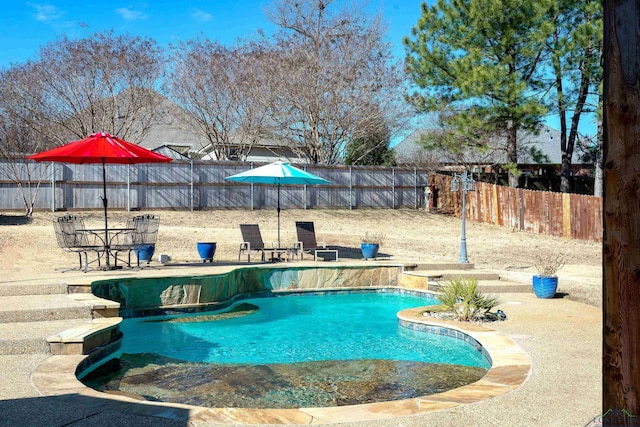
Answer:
27;132;172;268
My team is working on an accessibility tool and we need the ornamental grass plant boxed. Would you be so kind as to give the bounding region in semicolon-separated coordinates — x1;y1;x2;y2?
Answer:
361;231;385;246
534;253;565;277
433;277;502;322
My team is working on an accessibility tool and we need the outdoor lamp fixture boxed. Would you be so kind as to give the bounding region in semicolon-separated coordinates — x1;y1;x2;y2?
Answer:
450;170;476;263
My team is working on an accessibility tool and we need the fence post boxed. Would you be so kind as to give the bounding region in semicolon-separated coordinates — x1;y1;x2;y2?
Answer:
50;162;55;212
414;167;418;209
126;165;131;212
303;164;307;209
392;167;395;209
190;160;194;211
518;188;525;231
250;162;254;210
349;166;353;210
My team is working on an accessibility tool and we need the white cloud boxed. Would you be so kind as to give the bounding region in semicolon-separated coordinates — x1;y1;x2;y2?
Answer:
116;7;147;21
192;9;213;22
28;3;63;22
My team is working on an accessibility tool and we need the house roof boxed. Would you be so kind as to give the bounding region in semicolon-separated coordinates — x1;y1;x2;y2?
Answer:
133;93;210;153
151;145;191;161
394;124;576;165
134;93;294;157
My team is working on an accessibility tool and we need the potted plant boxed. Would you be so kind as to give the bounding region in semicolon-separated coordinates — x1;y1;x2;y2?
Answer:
134;244;155;265
360;232;385;260
197;242;217;263
532;253;565;298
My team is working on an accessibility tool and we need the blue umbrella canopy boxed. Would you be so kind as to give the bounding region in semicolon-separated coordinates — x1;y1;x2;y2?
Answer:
225;161;330;186
225;161;330;247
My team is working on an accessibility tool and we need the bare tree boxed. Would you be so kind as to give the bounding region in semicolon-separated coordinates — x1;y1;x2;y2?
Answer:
0;113;49;216
0;64;56;215
29;31;164;144
263;0;410;164
0;32;164;214
545;0;602;193
407;110;510;175
164;38;273;161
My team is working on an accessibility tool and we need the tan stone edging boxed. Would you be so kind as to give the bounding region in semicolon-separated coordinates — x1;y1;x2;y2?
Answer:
46;317;122;356
32;299;531;425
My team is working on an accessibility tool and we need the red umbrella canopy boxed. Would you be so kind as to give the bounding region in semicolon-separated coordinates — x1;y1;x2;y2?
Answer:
27;132;172;164
27;133;172;270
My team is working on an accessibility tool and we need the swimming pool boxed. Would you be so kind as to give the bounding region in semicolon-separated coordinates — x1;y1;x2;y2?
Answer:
83;291;491;408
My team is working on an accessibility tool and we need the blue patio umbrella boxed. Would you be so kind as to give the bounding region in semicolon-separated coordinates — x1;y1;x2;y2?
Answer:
225;161;330;247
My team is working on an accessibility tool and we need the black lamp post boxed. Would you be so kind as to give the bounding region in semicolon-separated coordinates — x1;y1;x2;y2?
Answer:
450;170;476;264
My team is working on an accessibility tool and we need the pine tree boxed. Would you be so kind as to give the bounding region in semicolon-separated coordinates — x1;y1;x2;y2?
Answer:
404;0;554;187
545;0;602;193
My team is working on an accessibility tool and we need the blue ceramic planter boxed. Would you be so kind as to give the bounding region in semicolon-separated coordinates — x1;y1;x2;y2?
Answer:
532;275;558;299
360;243;379;260
197;242;217;263
134;245;155;264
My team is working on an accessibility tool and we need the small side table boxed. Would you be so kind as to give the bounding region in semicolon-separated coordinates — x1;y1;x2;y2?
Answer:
314;249;339;261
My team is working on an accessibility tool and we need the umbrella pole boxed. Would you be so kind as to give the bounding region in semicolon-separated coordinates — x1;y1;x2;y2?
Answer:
102;159;111;268
277;183;281;248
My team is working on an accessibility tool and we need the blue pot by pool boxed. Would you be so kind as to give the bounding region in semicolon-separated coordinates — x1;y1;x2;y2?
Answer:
360;243;379;260
134;245;155;264
532;275;558;298
197;242;217;263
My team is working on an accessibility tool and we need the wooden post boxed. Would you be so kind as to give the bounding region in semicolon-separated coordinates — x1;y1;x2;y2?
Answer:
349;166;353;210
126;165;131;212
189;160;194;212
414;167;418;209
603;0;640;419
50;162;55;212
391;167;395;209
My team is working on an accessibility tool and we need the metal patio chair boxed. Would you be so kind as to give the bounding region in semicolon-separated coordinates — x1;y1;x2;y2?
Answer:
110;214;160;267
53;214;105;272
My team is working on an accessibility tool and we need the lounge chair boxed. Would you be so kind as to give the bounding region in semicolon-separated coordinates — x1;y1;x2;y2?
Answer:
294;221;338;261
53;214;105;272
238;224;273;262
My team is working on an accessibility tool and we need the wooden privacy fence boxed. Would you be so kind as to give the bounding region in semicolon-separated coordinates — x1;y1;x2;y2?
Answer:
429;173;603;242
0;159;430;212
1;160;603;241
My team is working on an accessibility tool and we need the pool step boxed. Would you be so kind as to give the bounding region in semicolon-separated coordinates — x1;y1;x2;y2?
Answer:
0;288;120;355
402;270;501;287
0;295;93;323
401;265;532;293
0;281;94;355
0;319;90;355
403;262;475;271
429;279;531;294
46;317;122;356
415;270;502;281
0;280;69;296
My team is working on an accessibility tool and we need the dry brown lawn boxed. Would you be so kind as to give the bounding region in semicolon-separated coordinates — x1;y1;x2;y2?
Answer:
0;208;602;306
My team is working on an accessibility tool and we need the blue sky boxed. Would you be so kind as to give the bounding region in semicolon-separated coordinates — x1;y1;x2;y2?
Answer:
0;0;425;67
0;0;596;138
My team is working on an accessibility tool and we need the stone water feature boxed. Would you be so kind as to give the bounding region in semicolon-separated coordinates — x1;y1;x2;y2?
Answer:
91;264;404;317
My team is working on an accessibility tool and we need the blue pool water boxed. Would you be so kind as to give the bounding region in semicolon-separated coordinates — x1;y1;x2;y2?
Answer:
119;291;490;369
